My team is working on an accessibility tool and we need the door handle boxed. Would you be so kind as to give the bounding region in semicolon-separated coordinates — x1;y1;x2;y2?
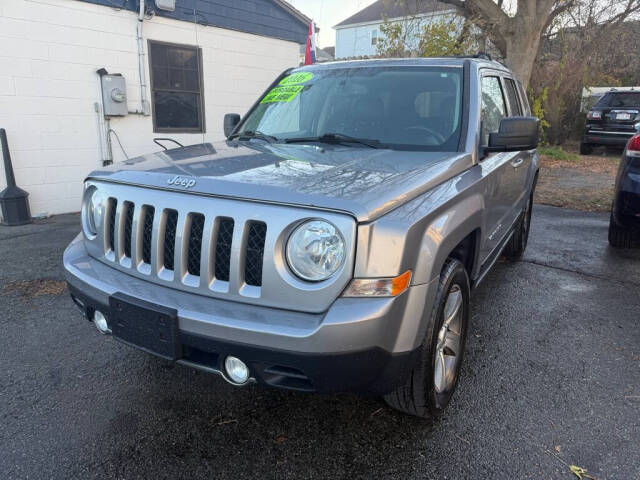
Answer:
511;158;524;168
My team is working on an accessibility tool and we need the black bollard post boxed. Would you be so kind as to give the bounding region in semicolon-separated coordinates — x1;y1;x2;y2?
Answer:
0;128;32;226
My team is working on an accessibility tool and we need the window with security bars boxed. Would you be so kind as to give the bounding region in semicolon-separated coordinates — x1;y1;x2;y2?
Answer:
149;40;205;133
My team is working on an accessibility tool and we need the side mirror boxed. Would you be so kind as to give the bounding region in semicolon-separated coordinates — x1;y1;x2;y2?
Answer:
487;116;539;152
223;113;241;137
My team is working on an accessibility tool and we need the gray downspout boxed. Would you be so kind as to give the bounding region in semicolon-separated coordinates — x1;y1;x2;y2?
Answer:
136;0;151;116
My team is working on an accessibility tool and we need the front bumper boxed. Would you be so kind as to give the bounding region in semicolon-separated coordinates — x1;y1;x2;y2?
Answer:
64;234;433;394
582;131;634;147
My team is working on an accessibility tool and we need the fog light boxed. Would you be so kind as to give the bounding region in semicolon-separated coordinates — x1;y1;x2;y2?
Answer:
224;356;249;384
93;310;110;334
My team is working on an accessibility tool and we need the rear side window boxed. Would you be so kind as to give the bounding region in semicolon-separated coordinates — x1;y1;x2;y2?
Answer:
481;76;506;146
503;78;522;116
596;92;640;108
515;81;531;115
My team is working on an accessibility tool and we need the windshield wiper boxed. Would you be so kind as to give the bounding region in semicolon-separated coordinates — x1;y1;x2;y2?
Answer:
284;133;383;148
229;130;278;143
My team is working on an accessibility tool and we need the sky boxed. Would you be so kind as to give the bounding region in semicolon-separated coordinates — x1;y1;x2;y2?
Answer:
286;0;378;48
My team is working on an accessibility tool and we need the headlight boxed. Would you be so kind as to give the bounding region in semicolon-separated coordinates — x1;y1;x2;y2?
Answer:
286;220;345;282
82;186;103;237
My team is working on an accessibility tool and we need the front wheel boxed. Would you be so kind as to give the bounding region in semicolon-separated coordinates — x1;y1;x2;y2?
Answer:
383;258;470;418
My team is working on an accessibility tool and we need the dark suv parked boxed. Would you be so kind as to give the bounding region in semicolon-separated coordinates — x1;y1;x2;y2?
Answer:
581;89;640;155
609;134;640;248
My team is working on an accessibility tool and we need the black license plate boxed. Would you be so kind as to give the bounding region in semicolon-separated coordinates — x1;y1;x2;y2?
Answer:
109;293;180;361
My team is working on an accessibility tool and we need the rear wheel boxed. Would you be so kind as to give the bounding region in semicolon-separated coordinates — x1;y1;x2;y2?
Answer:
383;258;469;418
580;141;594;155
504;192;533;260
608;212;637;248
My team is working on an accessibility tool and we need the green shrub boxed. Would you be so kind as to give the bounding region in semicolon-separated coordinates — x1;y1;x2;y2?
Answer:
528;87;550;144
538;146;579;162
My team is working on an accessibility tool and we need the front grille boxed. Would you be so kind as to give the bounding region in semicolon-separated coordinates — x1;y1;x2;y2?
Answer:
123;201;134;258
187;213;205;276
245;221;266;286
163;209;178;271
87;182;354;311
99;196;276;295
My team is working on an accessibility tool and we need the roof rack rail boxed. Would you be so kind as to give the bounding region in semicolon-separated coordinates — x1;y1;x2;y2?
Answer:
455;52;493;61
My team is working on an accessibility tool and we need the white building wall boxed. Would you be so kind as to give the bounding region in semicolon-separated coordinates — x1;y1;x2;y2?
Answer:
334;11;458;59
0;0;299;216
335;22;384;59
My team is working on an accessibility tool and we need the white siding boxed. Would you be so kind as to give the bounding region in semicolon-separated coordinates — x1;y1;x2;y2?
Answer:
334;11;458;59
335;22;384;59
0;0;299;216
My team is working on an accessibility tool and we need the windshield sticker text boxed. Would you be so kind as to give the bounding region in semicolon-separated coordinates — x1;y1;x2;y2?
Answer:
279;72;313;86
260;85;304;103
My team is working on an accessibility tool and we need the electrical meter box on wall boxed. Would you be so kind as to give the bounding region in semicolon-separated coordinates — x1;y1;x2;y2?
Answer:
155;0;176;11
100;74;128;116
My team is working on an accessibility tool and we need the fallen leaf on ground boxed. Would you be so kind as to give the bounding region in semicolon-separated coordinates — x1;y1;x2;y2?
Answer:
570;465;596;479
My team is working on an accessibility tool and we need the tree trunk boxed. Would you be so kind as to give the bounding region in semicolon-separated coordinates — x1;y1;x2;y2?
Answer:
502;20;543;86
501;7;553;88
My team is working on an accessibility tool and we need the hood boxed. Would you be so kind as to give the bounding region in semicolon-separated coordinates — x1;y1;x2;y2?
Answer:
88;141;472;222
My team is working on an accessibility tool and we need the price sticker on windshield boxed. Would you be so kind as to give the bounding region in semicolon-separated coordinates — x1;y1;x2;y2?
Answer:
260;85;304;103
279;72;313;85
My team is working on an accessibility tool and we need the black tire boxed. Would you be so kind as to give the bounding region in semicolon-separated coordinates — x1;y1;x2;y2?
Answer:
504;192;533;260
580;142;593;155
383;258;470;418
608;212;636;248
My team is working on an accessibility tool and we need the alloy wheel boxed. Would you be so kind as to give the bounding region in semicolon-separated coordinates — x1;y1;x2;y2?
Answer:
434;284;464;394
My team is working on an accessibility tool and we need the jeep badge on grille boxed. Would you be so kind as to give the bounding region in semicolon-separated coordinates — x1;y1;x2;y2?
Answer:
167;176;196;189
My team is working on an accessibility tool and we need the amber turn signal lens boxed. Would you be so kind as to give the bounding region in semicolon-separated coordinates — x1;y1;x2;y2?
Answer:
391;270;412;296
343;270;412;297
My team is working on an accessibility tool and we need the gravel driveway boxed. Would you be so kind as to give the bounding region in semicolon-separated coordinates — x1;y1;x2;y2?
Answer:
1;206;639;479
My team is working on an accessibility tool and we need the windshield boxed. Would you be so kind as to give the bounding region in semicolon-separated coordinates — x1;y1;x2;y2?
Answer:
596;92;640;108
237;66;464;151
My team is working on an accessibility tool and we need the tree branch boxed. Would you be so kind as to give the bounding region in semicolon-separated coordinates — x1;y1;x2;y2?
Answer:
440;0;510;25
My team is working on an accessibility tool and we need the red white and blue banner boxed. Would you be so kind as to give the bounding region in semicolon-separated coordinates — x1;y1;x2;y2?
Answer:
304;20;317;65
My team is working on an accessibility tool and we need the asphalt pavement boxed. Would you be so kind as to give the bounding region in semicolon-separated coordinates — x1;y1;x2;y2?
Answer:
1;205;639;479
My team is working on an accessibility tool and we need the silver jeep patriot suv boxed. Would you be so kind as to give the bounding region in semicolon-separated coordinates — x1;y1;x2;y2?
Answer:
64;57;539;418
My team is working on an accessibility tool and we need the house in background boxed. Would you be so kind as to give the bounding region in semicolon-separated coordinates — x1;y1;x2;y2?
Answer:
0;0;309;217
334;0;456;59
298;44;335;65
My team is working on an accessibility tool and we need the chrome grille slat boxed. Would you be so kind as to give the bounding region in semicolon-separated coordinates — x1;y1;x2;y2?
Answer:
130;203;142;268
199;215;216;287
227;220;246;294
149;206;163;275
173;212;188;285
113;200;125;263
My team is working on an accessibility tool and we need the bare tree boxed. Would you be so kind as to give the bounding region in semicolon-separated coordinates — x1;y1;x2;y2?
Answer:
531;4;640;143
437;0;640;86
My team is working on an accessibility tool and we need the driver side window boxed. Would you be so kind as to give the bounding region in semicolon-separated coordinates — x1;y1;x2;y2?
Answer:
481;76;506;146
